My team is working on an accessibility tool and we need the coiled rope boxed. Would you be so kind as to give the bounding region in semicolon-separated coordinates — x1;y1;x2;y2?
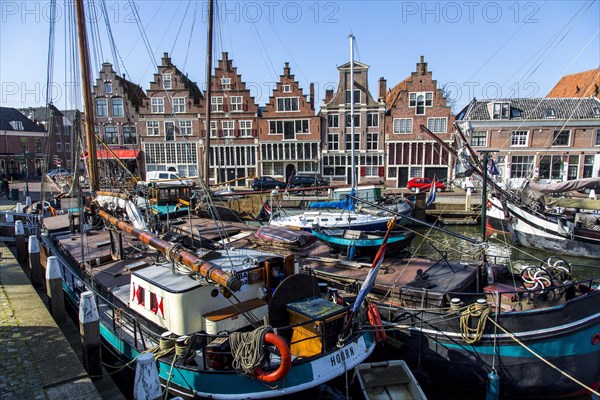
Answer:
230;325;272;375
459;302;491;344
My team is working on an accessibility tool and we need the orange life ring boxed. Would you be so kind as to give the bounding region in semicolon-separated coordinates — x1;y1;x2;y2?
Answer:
367;302;387;342
254;332;291;383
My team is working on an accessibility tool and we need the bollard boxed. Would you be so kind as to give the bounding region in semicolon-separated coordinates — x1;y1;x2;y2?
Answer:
28;235;42;288
25;196;32;211
79;291;102;377
3;212;13;238
133;353;163;400
590;189;597;200
46;256;65;322
16;202;23;213
15;220;27;264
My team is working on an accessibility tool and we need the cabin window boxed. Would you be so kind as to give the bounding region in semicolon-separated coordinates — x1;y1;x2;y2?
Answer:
427;117;447;133
135;285;146;306
552;130;570;146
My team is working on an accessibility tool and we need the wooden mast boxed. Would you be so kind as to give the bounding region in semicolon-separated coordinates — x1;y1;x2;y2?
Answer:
75;0;99;192
203;0;214;186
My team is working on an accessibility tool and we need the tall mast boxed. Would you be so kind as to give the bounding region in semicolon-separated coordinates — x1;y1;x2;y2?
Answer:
203;0;214;186
75;0;99;192
349;33;356;189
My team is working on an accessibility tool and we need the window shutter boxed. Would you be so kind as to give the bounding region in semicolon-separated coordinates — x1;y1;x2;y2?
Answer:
378;166;384;176
360;167;366;176
234;129;240;138
252;129;257;137
242;103;249;111
223;104;229;112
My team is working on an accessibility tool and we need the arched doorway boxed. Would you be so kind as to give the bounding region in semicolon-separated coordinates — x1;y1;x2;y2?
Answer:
285;164;296;184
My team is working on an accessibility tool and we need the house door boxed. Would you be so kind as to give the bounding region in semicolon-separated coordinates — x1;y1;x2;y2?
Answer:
285;164;296;183
397;167;409;188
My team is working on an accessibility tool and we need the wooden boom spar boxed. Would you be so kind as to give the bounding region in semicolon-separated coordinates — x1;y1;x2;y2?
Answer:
97;209;242;291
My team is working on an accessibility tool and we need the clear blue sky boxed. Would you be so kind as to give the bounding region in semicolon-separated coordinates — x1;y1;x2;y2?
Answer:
1;0;599;112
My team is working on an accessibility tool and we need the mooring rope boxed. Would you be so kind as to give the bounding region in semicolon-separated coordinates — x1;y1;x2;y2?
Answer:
230;325;272;375
487;318;600;396
459;302;491;344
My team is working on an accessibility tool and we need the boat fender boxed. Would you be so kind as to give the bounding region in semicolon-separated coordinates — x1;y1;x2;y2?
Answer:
366;302;387;342
486;369;500;400
592;333;600;346
254;333;291;383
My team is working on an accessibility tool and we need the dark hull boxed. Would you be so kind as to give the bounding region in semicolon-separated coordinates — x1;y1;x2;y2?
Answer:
486;215;511;237
380;290;600;398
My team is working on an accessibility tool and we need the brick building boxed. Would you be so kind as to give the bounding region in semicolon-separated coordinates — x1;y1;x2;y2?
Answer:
203;52;259;186
93;62;147;178
384;56;454;188
320;61;386;185
457;97;600;184
139;53;203;179
258;62;320;181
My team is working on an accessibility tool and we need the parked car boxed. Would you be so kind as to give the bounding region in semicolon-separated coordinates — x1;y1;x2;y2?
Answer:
288;174;329;188
47;168;71;177
407;177;446;192
146;171;195;187
252;176;286;191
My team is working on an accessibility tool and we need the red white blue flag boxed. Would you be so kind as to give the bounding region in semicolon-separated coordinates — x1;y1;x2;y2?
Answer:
352;240;387;313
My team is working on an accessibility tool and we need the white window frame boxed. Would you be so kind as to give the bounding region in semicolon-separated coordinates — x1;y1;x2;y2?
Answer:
276;97;299;112
393;118;413;134
366;132;378;150
165;121;175;141
327;114;339;128
409;91;433;115
151;97;164;113
222;120;235;137
212;96;223;112
511;130;529;147
111;97;124;117
552;129;571;147
9;121;24;130
327;133;339;151
173;97;186;113
162;73;172;89
283;84;291;93
239;120;252;136
96;98;108;117
470;130;487;147
366;112;379;127
104;125;119;145
178;120;193;136
231;96;243;112
493;102;510;119
147;121;160;136
427;117;447;133
210;121;217;138
345;89;360;104
221;77;231;90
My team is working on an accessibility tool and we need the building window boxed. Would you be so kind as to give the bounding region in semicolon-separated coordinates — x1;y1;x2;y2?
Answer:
123;126;137;144
111;98;124;117
568;155;579;180
327;114;339;128
151;97;164;113
323;154;346;176
104;82;112;93
283;84;291;93
546;108;556;119
147;121;159;136
96;98;107;117
552;130;570;146
221;77;231;90
211;96;223;112
231;96;243;112
345;113;360;127
510;155;534;178
56;142;62;152
210;121;217;137
393;118;412;134
327;133;339;151
493;102;510;119
178;120;192;135
539;155;562;180
173;97;185;113
35;139;42;153
366;132;378;150
345;90;360;104
345;133;360;151
9;121;24;130
165;121;175;141
276;97;299;112
596;130;600;146
511;130;529;147
409;92;433;115
65;142;70;153
105;126;119;145
427;117;447;133
470;131;487;147
222;121;235;137
366;113;378;127
583;155;595;178
162;73;172;89
239;120;252;136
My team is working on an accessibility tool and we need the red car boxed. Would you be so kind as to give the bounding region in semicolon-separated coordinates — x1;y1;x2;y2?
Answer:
407;177;446;192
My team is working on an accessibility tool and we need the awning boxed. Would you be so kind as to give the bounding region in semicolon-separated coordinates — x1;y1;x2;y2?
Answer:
83;149;140;159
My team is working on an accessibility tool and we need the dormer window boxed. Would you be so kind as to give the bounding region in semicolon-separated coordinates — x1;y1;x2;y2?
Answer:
546;108;556;119
162;73;172;89
9;121;23;130
283;85;291;93
493;102;510;119
221;77;231;90
593;107;600;118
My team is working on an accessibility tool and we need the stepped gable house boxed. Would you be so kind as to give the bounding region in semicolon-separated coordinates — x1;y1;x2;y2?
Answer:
384;56;454;188
93;62;147;177
203;52;259;186
320;60;386;185
139;53;203;179
457;97;600;183
258;62;320;181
